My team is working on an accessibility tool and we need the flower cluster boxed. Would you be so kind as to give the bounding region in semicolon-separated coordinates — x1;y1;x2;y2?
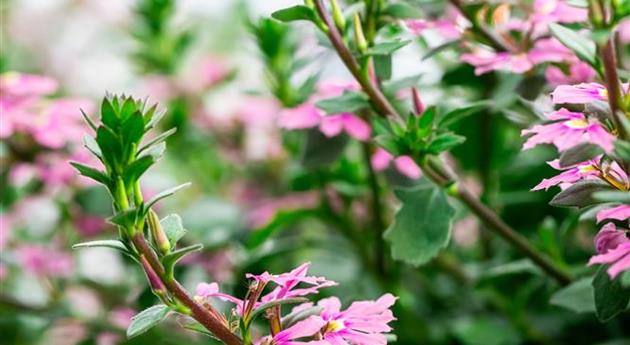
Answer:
195;263;396;345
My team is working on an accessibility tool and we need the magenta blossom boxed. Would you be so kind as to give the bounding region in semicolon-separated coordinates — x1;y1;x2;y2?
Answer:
256;316;326;345
371;148;422;179
521;108;615;152
247;262;337;304
545;61;595;87
597;205;630;223
317;294;397;345
530;0;588;27
17;245;73;278
532;159;600;191
589;223;630;278
319;113;371;141
551;83;611;104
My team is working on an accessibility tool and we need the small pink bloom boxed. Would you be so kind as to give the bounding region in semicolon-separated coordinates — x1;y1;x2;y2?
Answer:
256;316;326;345
318;294;397;345
371;148;422;179
0;72;58;97
597;205;630;223
530;0;588;25
319;113;371;141
277;104;322;130
521;108;615;152
248;192;320;228
0;214;11;250
551;83;608;104
545;61;596;87
589;224;630;278
195;282;245;313
617;19;630;43
110;307;135;329
96;332;121;345
527;38;574;64
461;51;533;75
74;215;107;237
532;159;600;191
17;245;73;277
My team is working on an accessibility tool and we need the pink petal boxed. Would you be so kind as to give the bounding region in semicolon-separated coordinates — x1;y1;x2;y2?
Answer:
341;114;371;141
319;115;344;137
371;148;393;171
393;156;422;179
596;205;630;223
277;104;321;130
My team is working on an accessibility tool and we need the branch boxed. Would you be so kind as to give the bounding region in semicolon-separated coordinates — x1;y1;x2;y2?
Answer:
601;39;627;140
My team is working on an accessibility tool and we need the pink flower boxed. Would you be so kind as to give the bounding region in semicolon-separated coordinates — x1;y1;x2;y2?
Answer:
0;72;58;98
248;192;320;228
109;307;135;329
527;38;574;64
256;316;326;345
317;294;397;345
371;148;422;179
545;61;596;87
461;51;533;75
551;83;609;104
195;282;244;307
404;6;468;40
248;263;337;304
0;214;11;250
597;205;630;223
16;245;73;278
530;0;588;26
319;113;371;141
521;108;615;152
589;224;630;278
74;215;107;237
277;104;322;130
532;159;600;191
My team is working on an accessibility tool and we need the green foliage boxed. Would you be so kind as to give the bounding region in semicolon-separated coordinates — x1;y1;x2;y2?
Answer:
127;305;171;338
593;266;630;322
550;181;613;208
550;277;596;313
549;24;601;73
271;5;317;23
384;179;455;266
160;214;187;248
315;91;370;114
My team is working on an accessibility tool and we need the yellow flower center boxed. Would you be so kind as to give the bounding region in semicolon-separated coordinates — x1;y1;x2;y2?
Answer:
578;164;596;174
598;88;608;99
565;119;589;129
324;320;345;333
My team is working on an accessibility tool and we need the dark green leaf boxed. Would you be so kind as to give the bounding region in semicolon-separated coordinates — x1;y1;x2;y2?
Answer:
109;208;142;228
122;112;146;149
384;179;455;266
123;155;155;184
127;305;170;338
593;266;630;322
315;91;370;114
162;244;203;278
70;162;110;186
439;103;487;127
559;143;603;168
271;5;316;23
300;129;349;169
550;180;611;208
95;126;122;170
101;98;119;130
427;132;466;154
374;54;392;81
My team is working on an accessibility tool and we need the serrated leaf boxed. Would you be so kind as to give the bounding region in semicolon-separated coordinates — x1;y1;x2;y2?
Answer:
550;180;611;208
70;162;110;186
315;91;370;114
146;183;192;209
384;179;455;266
559;143;603;168
160;214;187;247
593;266;630;322
127;305;170;338
271;5;316;23
549;24;598;68
550;277;596;313
365;40;411;56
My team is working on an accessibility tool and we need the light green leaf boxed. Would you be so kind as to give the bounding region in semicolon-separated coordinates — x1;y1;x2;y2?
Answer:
365;40;411;56
72;240;130;253
384;179;455;266
549;24;598;68
271;5;316;23
160;214;187;247
127;305;170;338
550;277;596;313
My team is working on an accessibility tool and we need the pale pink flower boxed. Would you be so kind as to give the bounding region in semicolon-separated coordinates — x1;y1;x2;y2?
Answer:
317;294;397;345
195;282;245;312
184;56;230;92
551;83;610;104
319;113;371;141
532;159;600;191
247;262;337;304
545;61;596;86
597;205;630;223
589;224;630;278
74;215;107;237
247;192;320;228
255;316;326;345
109;307;135;329
96;332;121;345
530;0;588;26
617;19;630;43
277;104;322;130
371;147;422;179
17;245;73;277
404;6;468;39
521;108;615;152
0;214;11;250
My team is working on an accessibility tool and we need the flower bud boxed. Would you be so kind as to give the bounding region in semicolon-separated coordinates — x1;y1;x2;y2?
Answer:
148;209;171;255
411;88;425;116
353;13;368;54
140;255;167;294
330;0;346;31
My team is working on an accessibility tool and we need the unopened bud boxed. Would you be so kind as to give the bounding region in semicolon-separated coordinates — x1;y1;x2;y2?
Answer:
140;255;167;294
148;209;170;255
411;88;425;116
353;13;368;53
330;0;346;31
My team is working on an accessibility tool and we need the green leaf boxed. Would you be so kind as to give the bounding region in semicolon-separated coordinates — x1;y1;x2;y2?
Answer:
127;305;170;339
101;97;119;130
80;109;98;131
373;54;392;81
123;155;155;184
315;91;370;114
452;317;521;345
160;214;187;247
427;132;466;154
72;240;130;253
122;112;146;149
383;3;422;18
70;162;110;186
550;277;596;313
549;24;598;68
300;129;349;169
109;208;142;228
593;266;630;322
119;97;137;122
139;128;177;154
593;191;630;203
622;271;630;288
162;244;203;278
559;143;603;168
614;140;630;162
83;135;103;159
439;102;487;127
95;126;122;170
550;180;612;208
271;5;316;23
146;183;192;209
282;306;324;328
248;209;318;248
384;179;455;266
365;40;411;56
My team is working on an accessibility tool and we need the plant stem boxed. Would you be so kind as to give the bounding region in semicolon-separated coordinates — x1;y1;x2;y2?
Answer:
313;0;572;286
600;39;627;140
362;142;387;277
130;233;243;345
